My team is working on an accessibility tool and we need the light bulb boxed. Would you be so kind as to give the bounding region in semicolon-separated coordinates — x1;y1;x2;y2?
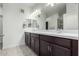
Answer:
46;3;54;6
50;3;54;6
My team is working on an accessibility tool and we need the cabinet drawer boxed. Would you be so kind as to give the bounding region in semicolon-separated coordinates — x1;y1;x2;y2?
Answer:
31;33;39;38
31;37;34;50
26;32;30;35
40;35;71;48
40;35;54;43
54;37;71;48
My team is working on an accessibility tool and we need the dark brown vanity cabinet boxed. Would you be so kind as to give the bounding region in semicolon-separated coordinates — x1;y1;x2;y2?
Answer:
25;32;40;55
40;35;54;56
51;44;71;56
30;36;35;50
40;40;71;56
40;40;50;56
40;35;78;56
25;33;28;45
34;37;40;55
25;32;78;56
25;32;31;47
30;33;40;55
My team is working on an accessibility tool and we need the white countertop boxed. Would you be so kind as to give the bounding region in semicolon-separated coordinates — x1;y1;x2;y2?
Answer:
24;29;79;40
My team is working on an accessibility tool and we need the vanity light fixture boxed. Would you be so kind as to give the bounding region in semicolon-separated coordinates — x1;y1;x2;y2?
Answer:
46;3;54;6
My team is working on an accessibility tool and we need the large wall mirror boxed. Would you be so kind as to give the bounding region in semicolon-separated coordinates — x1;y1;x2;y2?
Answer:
24;3;78;31
43;3;78;30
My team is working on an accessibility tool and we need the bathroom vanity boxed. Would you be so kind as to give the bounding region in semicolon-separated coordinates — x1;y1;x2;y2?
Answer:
24;30;78;56
24;3;78;56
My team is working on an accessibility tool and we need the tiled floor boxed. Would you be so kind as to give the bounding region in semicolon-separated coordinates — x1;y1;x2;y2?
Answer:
0;45;37;56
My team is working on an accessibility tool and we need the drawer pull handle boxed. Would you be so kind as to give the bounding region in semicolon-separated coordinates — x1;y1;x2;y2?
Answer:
48;46;50;51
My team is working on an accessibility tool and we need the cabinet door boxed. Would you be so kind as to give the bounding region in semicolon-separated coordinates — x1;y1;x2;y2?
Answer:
51;44;71;56
25;33;31;47
34;37;39;55
40;40;50;56
27;35;31;47
25;33;28;45
31;37;35;51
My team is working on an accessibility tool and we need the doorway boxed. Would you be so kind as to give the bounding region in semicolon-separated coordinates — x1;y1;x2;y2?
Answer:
0;3;3;50
0;15;3;49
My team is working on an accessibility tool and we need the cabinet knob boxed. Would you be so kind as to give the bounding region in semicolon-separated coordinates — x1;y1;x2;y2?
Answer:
48;46;52;56
50;47;51;52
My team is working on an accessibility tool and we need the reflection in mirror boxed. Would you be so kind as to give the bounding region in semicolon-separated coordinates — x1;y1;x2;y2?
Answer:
45;3;66;30
31;20;39;28
57;3;66;30
24;3;78;31
57;15;63;30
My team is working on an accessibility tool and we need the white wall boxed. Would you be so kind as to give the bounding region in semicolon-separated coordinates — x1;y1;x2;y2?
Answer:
63;3;78;30
0;17;3;43
0;5;2;34
66;3;78;14
0;6;2;15
63;14;78;30
0;4;3;44
78;4;79;56
46;13;59;30
3;3;32;49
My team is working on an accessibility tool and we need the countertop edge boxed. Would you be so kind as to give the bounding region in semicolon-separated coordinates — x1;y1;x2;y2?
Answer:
24;30;79;40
